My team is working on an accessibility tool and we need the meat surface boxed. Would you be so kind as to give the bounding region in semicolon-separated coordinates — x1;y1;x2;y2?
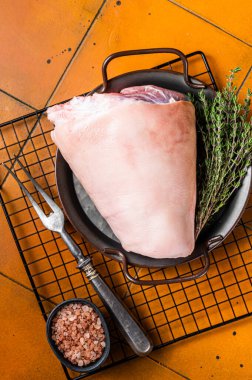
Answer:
48;85;196;259
121;85;186;103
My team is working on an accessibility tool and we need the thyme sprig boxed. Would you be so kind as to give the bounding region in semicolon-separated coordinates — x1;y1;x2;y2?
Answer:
193;68;252;235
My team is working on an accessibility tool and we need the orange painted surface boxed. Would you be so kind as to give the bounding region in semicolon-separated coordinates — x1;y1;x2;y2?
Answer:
0;0;252;379
49;0;252;104
168;0;252;45
0;0;104;108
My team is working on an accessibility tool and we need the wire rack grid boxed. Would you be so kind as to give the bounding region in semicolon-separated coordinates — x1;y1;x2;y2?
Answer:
0;51;252;380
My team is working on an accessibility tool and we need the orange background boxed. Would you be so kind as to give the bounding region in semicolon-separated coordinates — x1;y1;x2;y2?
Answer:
0;1;252;379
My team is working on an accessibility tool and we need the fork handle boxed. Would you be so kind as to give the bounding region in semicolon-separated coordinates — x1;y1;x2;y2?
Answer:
60;228;153;356
83;267;153;356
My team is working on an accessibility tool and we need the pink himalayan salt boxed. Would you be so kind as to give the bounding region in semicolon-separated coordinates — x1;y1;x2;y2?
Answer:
51;303;106;367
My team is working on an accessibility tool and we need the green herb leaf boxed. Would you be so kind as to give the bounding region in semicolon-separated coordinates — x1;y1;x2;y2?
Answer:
192;70;252;236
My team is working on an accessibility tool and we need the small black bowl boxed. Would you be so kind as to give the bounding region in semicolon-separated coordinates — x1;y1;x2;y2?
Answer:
46;298;110;373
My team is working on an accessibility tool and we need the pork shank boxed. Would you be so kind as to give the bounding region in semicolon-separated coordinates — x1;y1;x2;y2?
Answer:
47;85;196;259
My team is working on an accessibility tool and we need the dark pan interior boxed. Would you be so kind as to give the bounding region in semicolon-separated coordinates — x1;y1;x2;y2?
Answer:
55;69;252;268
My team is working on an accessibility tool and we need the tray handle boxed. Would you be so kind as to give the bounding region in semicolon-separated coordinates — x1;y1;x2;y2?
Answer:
100;48;206;93
104;236;222;286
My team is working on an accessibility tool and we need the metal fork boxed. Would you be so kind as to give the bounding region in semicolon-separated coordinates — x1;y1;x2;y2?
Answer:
3;158;152;356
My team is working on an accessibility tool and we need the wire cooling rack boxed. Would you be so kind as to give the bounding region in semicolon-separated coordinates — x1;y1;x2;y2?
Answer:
1;51;252;379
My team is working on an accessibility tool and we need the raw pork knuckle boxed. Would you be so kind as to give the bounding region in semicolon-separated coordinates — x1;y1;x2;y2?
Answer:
47;85;196;259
